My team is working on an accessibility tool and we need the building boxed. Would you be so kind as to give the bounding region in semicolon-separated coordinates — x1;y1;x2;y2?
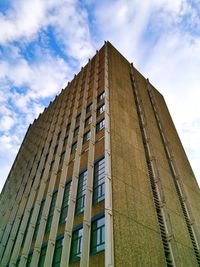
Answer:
0;41;200;267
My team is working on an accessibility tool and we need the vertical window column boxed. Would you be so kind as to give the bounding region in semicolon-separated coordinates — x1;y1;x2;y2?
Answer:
93;158;105;204
32;200;45;241
45;191;57;233
38;245;47;267
59;182;71;225
75;170;88;214
91;216;105;254
70;227;83;262
52;237;64;267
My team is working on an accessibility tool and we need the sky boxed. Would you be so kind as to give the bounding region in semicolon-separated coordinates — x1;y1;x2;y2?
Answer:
0;0;200;192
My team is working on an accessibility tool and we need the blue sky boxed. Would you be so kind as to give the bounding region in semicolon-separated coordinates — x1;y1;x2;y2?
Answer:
0;0;200;191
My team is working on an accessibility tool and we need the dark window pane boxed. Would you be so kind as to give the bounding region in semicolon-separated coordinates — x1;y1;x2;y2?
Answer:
76;170;87;214
86;103;92;113
74;127;79;137
52;238;64;266
26;253;33;267
83;131;91;144
59;182;71;224
60;151;65;164
93;158;105;204
97;91;105;102
97;104;105;116
63;136;68;147
70;228;83;261
38;246;47;267
33;200;45;241
71;142;77;154
21;207;33;248
96;119;105;132
76;113;81;123
66;123;71;132
45;191;57;233
85;116;92;127
91;216;105;253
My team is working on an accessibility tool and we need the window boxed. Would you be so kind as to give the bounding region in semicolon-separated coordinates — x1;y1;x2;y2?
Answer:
76;170;87;214
57;131;61;140
52;237;64;267
40;168;45;180
38;245;47;267
74;127;79;137
71;142;77;154
66;123;71;132
60;151;65;164
85;116;92;127
45;153;49;163
53;145;58;155
93;158;105;204
63;136;68;147
45;191;57;233
86;103;92;113
96;119;105;132
91;216;105;253
21;206;34;247
70;227;83;261
33;200;45;241
97;91;105;102
59;182;71;224
76;113;81;124
97;104;105;116
83;131;91;144
16;258;20;267
49;160;54;172
26;252;33;267
49;139;52;148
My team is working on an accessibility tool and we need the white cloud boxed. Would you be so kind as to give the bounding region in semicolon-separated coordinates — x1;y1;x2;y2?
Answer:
0;0;57;44
47;0;95;65
0;115;15;132
0;0;95;65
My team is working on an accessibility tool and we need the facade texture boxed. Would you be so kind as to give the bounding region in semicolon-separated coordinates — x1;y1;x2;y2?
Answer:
0;42;200;267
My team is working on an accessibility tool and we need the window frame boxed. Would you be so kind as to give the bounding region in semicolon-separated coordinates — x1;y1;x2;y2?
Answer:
71;142;77;154
59;151;65;164
52;236;64;267
93;157;105;204
97;91;105;103
97;104;105;116
76;113;81;124
63;135;68;146
38;244;47;267
59;181;71;225
90;215;105;254
75;170;87;214
74;126;79;137
83;130;91;144
45;190;58;233
84;116;92;127
70;226;83;262
32;200;45;241
86;103;92;113
96;119;105;133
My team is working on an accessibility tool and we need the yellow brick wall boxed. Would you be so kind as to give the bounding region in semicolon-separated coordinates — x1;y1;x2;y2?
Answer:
108;43;166;266
108;42;200;266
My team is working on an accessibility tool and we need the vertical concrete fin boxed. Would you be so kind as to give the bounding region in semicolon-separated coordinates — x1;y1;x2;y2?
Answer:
105;42;115;267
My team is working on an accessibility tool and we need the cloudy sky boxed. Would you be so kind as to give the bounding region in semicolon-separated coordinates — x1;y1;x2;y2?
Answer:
0;0;200;192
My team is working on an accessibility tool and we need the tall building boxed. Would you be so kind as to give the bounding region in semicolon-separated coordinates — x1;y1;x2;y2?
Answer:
0;41;200;267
